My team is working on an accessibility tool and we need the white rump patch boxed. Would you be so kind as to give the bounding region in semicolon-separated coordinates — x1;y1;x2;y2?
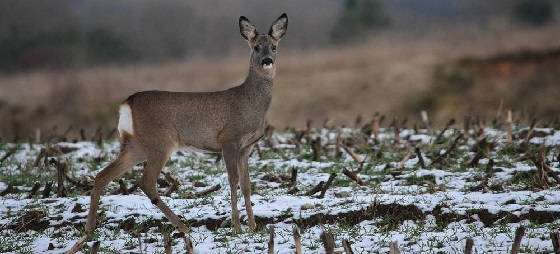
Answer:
118;103;134;136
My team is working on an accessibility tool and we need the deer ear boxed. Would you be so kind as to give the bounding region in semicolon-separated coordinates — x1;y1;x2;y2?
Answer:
239;16;257;42
269;13;288;41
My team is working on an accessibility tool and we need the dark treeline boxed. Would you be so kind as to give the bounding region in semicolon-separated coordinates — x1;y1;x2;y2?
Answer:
0;0;556;72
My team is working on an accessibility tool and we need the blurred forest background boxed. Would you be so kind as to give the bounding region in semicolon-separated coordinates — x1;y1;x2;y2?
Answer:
0;0;559;141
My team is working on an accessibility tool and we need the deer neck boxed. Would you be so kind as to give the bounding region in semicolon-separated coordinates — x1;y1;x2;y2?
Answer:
243;67;273;97
238;67;274;113
245;66;273;86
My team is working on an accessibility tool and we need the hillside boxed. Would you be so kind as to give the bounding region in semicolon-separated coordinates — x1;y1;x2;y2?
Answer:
414;47;560;124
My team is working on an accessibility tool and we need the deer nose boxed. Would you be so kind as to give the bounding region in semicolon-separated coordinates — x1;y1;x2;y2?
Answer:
261;58;273;66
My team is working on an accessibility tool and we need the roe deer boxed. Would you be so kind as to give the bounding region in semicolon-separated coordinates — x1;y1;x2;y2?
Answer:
68;13;288;253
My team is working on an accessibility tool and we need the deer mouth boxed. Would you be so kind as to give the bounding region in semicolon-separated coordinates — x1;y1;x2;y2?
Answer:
261;58;274;69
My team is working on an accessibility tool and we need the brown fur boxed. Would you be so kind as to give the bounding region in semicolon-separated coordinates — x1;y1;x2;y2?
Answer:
68;14;288;253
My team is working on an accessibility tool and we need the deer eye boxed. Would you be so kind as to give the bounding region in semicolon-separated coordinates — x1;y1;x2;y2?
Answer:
253;45;260;52
271;45;277;51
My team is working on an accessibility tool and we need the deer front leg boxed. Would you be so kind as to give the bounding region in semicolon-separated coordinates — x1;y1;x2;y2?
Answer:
223;144;241;232
238;144;256;230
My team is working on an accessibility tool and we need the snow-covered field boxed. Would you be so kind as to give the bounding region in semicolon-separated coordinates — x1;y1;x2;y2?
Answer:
1;126;559;253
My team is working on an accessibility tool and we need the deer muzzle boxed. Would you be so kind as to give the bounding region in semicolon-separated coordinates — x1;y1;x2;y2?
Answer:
261;58;273;69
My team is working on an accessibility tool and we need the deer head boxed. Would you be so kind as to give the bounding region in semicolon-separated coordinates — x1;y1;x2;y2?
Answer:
239;13;288;77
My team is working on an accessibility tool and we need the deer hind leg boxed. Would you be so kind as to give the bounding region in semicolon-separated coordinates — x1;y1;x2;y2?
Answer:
139;151;190;234
223;144;241;231
238;144;256;230
85;149;141;233
67;148;142;254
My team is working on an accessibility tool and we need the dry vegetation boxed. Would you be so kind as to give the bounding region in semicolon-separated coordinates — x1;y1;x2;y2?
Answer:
1;25;560;141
